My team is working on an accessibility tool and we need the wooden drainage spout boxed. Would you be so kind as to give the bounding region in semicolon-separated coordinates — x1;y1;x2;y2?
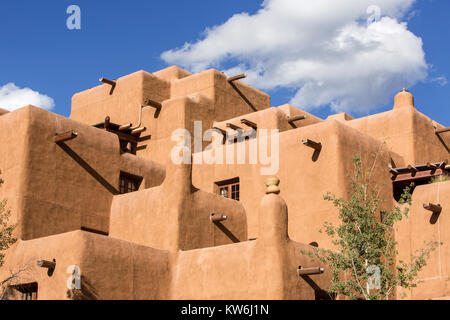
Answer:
54;130;78;143
119;123;132;131
37;259;56;270
297;266;325;276
144;98;163;111
212;127;227;136
131;127;146;135
288;115;306;123
302;139;322;151
104;116;111;129
99;77;116;87
227;74;247;83
210;213;227;223
99;77;116;94
435;127;450;134
130;98;163;131
240;119;257;130
227;123;243;131
423;203;442;214
226;74;257;112
427;162;438;170
388;164;399;176
407;165;419;174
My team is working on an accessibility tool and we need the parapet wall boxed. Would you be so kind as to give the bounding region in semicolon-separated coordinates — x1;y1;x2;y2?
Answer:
396;181;450;300
345;104;449;166
0;106;165;241
193;119;398;247
70;67;271;166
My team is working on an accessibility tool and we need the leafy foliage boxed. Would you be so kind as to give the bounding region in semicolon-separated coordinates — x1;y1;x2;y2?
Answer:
302;156;440;300
430;175;450;184
0;199;16;268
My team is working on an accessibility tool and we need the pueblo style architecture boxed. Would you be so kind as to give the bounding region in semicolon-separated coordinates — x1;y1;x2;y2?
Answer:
0;66;449;300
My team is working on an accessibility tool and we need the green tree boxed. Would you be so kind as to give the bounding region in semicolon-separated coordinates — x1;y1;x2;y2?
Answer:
302;156;440;300
0;199;16;269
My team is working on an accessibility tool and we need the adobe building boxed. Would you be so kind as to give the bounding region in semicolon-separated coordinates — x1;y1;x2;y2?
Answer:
0;66;449;300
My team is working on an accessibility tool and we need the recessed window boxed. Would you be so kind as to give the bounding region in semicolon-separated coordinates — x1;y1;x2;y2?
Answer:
119;172;143;194
6;282;38;300
390;162;449;202
119;140;137;155
216;178;240;201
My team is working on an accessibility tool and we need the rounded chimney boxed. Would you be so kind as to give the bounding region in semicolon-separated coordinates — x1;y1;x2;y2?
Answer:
394;88;415;109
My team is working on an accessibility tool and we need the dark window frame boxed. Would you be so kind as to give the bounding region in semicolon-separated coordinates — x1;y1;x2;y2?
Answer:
8;282;38;300
119;172;143;194
215;177;240;201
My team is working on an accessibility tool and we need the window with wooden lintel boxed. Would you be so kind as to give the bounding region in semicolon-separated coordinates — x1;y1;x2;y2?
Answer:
215;177;240;201
119;172;143;194
5;282;38;300
391;162;449;201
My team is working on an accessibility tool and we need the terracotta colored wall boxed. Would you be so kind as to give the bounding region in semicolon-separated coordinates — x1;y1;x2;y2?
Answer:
0;231;172;300
0;179;332;300
170;69;270;120
71;70;171;126
152;65;192;81
396;181;450;300
170;241;329;300
135;95;215;165
170;187;331;300
193;119;396;248
110;158;247;252
70;67;271;167
212;104;323;134
0;107;32;233
0;105;165;240
345;107;449;166
120;153;165;189
1;188;329;300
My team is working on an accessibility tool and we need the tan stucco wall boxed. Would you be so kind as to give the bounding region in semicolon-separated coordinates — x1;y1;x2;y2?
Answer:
396;181;450;300
193;119;397;247
0;231;172;300
0;105;165;240
0;189;330;300
70;67;270;167
344;107;449;166
110;155;247;251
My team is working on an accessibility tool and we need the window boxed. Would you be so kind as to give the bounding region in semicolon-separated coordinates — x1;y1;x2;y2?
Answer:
119;139;137;155
119;172;143;194
6;283;38;300
216;178;240;201
391;163;449;202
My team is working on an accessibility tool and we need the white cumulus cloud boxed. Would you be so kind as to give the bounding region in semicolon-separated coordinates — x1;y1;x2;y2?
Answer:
0;83;55;111
161;0;428;113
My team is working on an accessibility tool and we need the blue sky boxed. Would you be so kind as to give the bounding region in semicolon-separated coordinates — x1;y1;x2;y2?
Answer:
0;0;448;126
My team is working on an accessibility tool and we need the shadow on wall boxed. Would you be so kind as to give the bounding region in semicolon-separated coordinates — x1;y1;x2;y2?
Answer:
300;275;335;300
312;148;321;162
66;276;98;300
435;133;450;154
56;141;119;195
429;211;441;225
213;221;240;243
